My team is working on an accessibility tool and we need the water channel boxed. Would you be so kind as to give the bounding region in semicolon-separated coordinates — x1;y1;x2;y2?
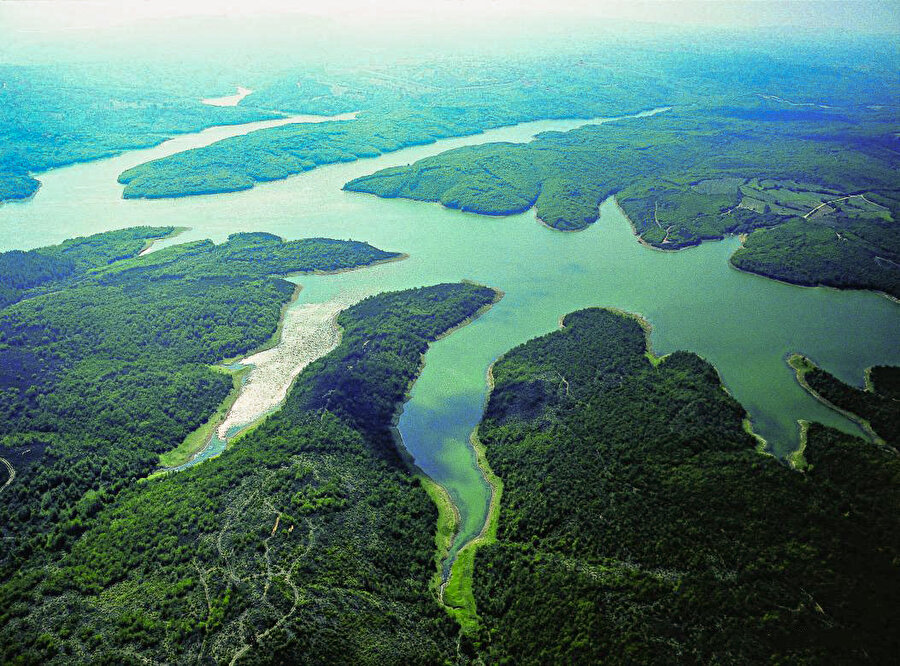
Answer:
1;111;897;571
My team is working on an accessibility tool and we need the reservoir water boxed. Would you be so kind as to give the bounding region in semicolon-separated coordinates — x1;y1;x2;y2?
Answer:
1;112;897;572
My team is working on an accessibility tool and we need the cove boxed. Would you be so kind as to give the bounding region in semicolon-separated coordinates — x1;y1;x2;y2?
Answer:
1;112;897;577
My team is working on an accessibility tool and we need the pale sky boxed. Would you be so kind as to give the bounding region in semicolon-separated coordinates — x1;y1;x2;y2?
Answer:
2;0;898;33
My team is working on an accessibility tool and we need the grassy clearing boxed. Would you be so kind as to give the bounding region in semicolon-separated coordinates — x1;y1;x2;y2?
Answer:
418;476;459;598
744;418;771;456
441;413;504;635
788;352;815;377
158;365;249;468
442;546;479;632
789;420;810;471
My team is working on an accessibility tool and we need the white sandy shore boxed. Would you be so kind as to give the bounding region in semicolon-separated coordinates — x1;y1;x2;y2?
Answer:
202;86;253;107
217;297;350;438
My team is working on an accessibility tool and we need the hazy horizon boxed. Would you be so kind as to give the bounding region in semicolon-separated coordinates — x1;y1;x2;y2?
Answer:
2;0;897;84
2;0;899;33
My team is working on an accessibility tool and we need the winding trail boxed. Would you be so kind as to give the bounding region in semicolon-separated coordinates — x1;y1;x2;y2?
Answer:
803;193;884;219
0;457;13;493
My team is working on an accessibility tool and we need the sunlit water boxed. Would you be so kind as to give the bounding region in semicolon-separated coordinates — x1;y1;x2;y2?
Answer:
1;112;897;573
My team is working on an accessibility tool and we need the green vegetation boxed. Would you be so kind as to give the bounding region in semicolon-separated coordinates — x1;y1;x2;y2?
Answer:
441;424;503;635
115;57;666;199
870;365;900;400
789;354;899;448
345;102;899;296
157;365;250;469
417;476;459;594
0;65;275;203
731;206;900;297
467;308;899;662
0;226;177;309
0;282;497;663
0;229;402;634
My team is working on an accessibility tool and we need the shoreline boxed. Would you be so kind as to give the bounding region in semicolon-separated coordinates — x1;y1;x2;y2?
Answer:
787;353;886;447
385;284;504;619
418;476;461;602
119;111;361;200
728;259;900;305
289;252;409;278
440;361;504;633
153;252;409;475
137;226;189;257
789;420;810;471
0;180;41;207
615;198;899;307
201;86;254;107
18;112;292;204
156;364;250;472
439;304;777;630
590;305;773;455
612;197;701;253
216;300;344;439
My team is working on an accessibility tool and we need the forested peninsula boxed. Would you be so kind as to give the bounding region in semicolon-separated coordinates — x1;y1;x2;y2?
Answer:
465;308;899;663
345;104;900;297
0;66;275;204
789;354;899;450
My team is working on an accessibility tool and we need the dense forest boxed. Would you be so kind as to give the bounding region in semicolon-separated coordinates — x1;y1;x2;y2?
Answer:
0;229;402;647
467;308;899;663
116;60;664;199
789;354;899;449
0;226;177;309
0;281;496;664
0;65;275;203
346;102;900;297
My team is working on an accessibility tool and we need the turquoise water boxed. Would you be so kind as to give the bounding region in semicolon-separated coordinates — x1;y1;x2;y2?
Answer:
1;113;897;571
166;363;252;472
168;433;228;473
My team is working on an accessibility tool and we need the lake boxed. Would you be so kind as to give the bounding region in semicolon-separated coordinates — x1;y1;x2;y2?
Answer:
1;111;897;573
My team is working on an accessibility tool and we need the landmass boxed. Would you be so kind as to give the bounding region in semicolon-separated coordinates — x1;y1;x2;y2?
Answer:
463;308;898;662
0;65;277;204
0;281;497;663
114;56;665;199
788;354;899;449
0;229;403;645
345;102;900;297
